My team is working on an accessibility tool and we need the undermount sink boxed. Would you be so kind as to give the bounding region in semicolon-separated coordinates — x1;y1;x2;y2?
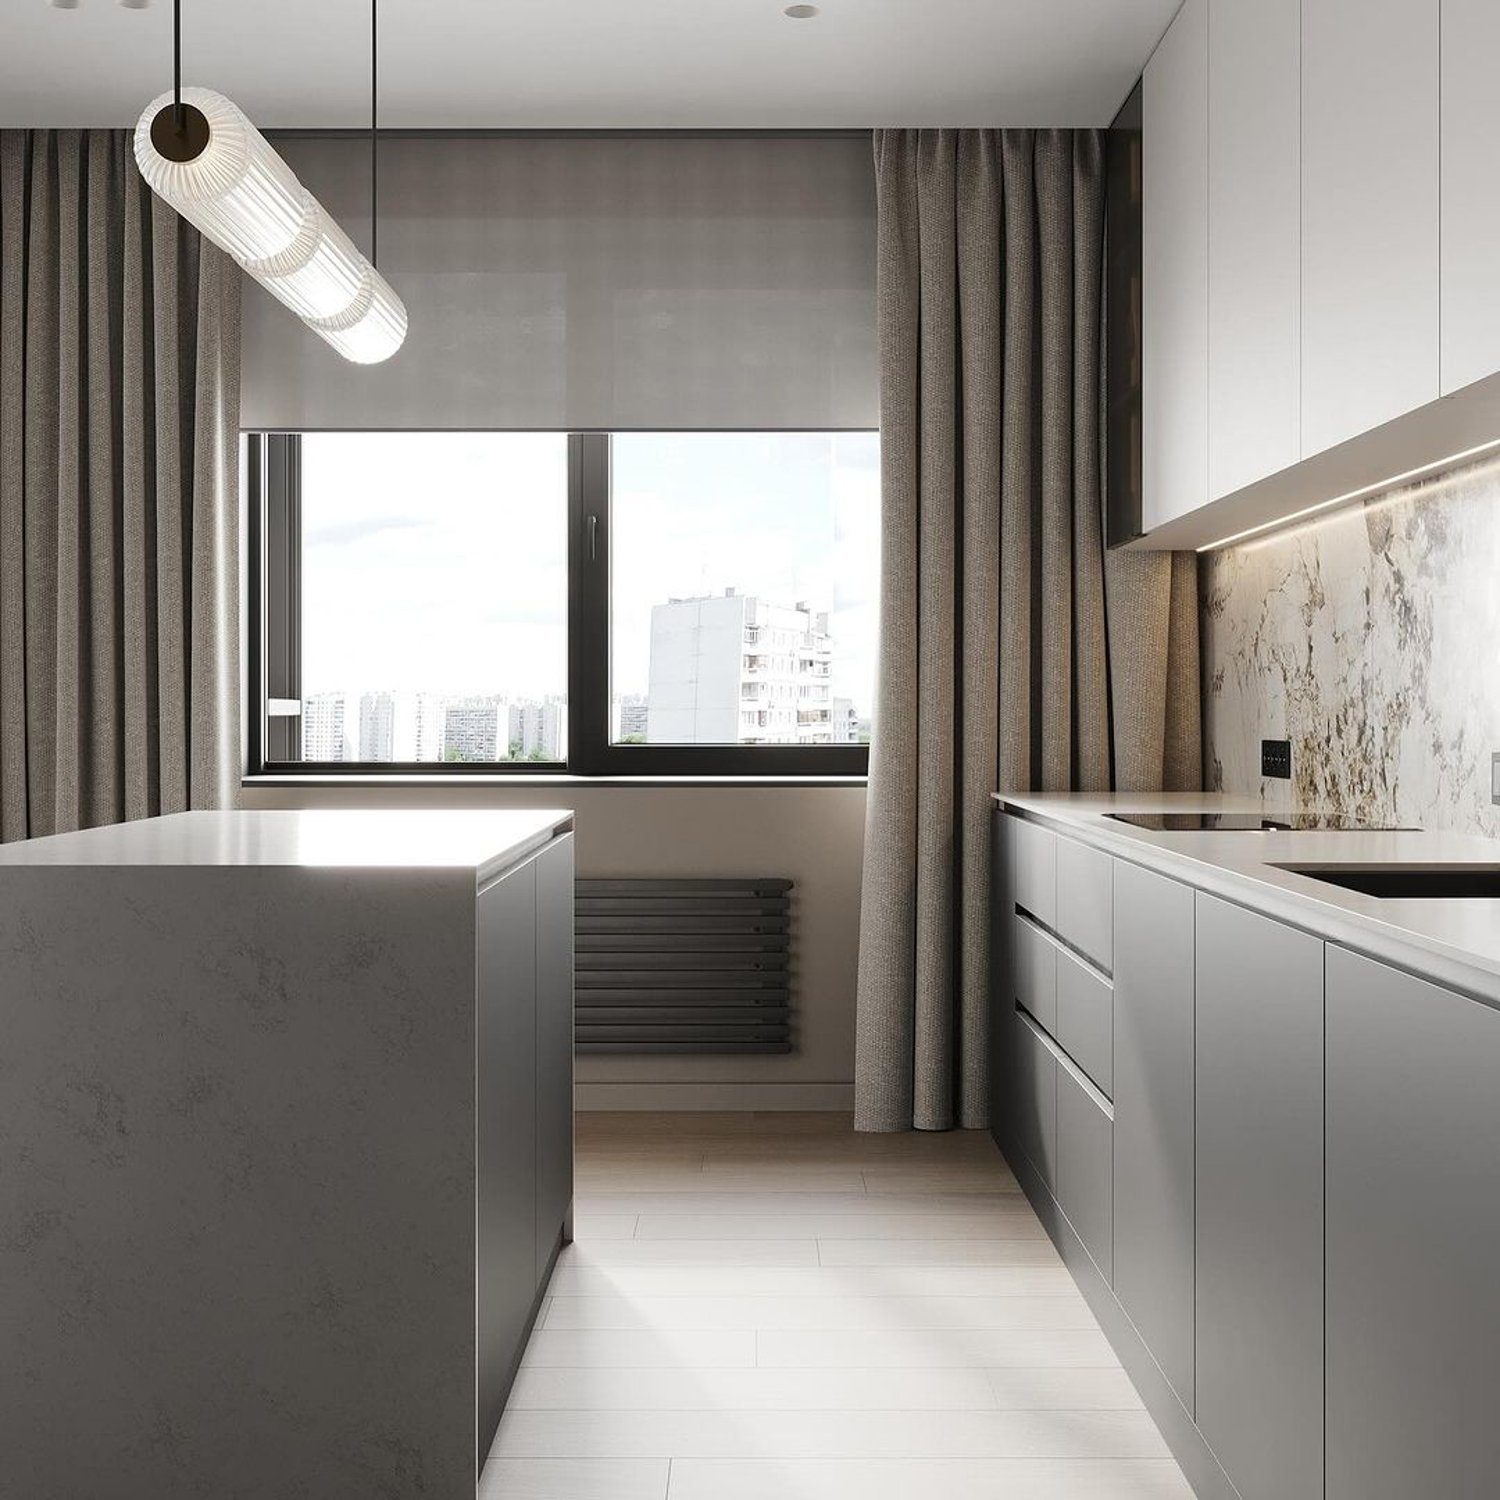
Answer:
1273;864;1500;899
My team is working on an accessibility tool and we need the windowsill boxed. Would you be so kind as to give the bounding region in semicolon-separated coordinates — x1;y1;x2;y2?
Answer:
241;772;869;789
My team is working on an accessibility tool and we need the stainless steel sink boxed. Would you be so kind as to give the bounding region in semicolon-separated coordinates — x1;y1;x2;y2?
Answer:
1273;864;1500;898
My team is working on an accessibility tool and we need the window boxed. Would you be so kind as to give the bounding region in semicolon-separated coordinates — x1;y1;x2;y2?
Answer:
248;431;878;777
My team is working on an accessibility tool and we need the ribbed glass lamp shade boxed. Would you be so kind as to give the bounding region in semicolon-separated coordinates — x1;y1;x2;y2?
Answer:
133;87;406;364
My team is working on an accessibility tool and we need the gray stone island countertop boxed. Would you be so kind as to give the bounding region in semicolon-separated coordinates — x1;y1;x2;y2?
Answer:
0;807;572;883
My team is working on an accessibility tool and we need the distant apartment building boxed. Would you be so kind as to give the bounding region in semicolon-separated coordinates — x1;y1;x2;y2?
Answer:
342;690;446;762
510;698;567;760
301;689;564;763
302;691;349;761
443;699;504;762
408;693;445;762
358;692;395;761
646;590;836;745
613;694;649;742
831;696;861;744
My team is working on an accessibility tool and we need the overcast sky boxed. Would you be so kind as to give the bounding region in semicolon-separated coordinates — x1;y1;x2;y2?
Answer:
300;430;879;716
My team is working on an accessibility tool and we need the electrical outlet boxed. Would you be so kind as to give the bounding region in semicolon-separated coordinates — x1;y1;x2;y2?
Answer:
1261;738;1292;780
1492;752;1500;805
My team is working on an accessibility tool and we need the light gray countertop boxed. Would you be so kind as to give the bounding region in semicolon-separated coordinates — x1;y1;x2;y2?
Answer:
0;808;573;886
995;792;1500;1005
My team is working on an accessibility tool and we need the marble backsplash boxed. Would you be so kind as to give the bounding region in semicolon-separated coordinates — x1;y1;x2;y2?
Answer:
1201;453;1500;836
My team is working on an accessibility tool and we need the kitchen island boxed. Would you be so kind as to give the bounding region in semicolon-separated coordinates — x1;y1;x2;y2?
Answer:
0;809;574;1500
992;792;1500;1500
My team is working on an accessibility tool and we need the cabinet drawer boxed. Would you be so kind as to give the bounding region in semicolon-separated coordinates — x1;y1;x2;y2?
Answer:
1013;914;1058;1035
1014;1010;1058;1192
1056;945;1113;1097
1055;838;1113;971
1010;816;1057;927
1057;1055;1114;1282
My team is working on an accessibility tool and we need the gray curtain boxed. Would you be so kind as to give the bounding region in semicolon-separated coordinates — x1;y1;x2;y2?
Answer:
855;128;1200;1133
0;129;241;843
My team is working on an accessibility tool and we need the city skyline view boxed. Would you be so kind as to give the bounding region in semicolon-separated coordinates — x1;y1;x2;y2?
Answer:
295;431;879;758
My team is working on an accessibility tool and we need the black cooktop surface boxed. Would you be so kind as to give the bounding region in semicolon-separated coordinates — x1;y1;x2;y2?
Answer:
1106;812;1419;833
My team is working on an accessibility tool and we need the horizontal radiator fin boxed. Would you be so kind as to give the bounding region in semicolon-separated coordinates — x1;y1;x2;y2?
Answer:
576;878;794;1055
578;1040;792;1055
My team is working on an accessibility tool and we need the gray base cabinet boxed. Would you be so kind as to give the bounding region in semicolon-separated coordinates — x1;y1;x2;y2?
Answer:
534;836;576;1276
477;859;538;1458
1014;914;1058;1034
1056;943;1112;1096
1195;894;1324;1500
994;801;1500;1500
0;811;575;1500
1112;860;1196;1413
1013;1010;1058;1190
1326;946;1500;1500
476;834;576;1467
1055;1055;1113;1280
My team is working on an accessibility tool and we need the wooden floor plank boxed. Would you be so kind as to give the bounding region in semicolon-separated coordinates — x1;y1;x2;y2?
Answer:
480;1112;1186;1496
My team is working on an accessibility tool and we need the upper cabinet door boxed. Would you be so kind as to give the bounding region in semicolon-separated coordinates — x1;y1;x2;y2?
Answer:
1301;0;1439;456
1142;0;1208;532
1207;0;1301;497
1440;0;1500;394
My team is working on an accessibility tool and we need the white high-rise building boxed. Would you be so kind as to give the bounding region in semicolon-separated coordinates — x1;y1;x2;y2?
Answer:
509;698;568;760
831;696;861;744
646;591;836;745
302;691;350;761
443;699;505;762
374;691;452;762
613;693;649;742
358;692;395;761
412;693;448;762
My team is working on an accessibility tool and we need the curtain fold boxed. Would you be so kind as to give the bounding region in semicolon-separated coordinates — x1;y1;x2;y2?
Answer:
0;129;240;843
856;128;1201;1133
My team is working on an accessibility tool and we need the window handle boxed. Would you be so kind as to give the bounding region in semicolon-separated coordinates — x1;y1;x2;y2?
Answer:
587;512;599;562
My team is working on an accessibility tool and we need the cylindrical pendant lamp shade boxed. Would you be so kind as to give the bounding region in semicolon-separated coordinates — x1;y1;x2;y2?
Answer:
133;87;406;364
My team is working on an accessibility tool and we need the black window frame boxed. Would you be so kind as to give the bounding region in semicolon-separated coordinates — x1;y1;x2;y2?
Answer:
245;429;873;780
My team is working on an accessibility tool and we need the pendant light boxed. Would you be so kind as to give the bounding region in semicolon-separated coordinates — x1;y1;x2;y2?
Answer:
133;0;407;364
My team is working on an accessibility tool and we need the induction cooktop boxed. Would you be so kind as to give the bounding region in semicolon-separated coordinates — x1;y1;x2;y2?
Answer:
1105;812;1419;833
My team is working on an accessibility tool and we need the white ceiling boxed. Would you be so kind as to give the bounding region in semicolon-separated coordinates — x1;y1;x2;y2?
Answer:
1;0;1176;129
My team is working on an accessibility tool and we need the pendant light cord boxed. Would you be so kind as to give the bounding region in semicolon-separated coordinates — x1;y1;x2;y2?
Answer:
371;0;379;270
173;0;182;128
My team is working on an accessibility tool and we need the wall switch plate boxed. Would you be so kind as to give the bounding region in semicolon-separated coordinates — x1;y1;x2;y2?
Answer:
1262;738;1292;780
1492;752;1500;805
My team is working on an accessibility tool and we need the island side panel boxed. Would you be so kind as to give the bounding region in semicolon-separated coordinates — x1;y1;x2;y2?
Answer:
0;865;477;1500
476;853;538;1463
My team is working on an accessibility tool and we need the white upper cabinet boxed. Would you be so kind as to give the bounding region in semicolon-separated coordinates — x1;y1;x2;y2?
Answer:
1440;0;1500;395
1142;0;1208;532
1207;0;1301;496
1136;0;1498;547
1300;0;1439;457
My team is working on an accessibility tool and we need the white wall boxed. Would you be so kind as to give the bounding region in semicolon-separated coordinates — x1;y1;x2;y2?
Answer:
238;781;867;1110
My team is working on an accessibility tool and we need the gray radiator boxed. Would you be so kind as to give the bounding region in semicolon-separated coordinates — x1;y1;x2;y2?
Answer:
574;878;793;1053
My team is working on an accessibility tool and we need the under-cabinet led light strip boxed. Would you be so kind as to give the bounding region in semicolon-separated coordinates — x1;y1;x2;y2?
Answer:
1195;436;1500;553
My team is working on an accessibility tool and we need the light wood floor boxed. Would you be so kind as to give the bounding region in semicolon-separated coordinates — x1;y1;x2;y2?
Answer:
481;1113;1192;1500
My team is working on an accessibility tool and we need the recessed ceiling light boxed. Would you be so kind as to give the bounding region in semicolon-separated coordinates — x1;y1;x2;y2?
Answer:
784;4;820;17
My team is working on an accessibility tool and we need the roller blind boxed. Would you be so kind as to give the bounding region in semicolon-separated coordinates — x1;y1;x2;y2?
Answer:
240;133;877;431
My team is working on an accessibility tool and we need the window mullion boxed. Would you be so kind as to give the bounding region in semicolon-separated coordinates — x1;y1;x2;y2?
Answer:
260;433;302;766
567;432;612;776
